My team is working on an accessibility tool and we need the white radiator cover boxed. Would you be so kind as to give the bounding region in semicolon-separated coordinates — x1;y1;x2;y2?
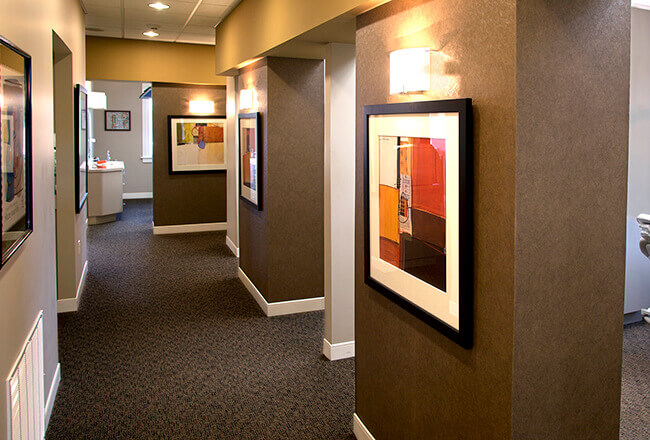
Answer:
6;311;44;440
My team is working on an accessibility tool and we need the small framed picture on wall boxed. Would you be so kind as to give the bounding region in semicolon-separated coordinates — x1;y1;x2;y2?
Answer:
104;110;131;131
363;99;473;348
238;112;261;210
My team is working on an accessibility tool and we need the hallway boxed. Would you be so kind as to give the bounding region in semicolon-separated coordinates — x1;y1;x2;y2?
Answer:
46;200;355;440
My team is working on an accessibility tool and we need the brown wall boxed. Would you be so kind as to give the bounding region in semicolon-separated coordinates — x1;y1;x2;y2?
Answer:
238;57;325;303
152;83;227;226
355;1;630;439
512;1;630;438
238;60;269;296
355;0;517;438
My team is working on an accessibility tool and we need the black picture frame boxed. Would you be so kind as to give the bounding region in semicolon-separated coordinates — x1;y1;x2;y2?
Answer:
74;84;88;213
167;115;227;174
363;99;473;348
0;35;33;268
104;110;131;131
238;112;261;210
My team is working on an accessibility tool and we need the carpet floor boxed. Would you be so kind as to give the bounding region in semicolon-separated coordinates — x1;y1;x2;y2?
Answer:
621;321;649;440
46;200;355;440
45;200;648;439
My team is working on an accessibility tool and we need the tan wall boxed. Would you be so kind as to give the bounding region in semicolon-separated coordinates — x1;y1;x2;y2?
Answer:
512;1;630;438
214;0;389;74
151;84;227;226
354;0;516;438
87;37;226;86
0;0;86;436
91;80;152;194
53;40;88;303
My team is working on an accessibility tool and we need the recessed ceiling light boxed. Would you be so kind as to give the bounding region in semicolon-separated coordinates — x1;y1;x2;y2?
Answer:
143;29;159;37
149;2;169;10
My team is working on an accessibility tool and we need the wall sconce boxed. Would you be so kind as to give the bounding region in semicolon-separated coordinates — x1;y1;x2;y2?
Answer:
88;92;107;110
189;100;215;114
390;47;430;94
240;89;255;110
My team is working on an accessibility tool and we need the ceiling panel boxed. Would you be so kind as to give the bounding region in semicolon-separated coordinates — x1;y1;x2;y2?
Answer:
85;5;122;18
83;0;239;45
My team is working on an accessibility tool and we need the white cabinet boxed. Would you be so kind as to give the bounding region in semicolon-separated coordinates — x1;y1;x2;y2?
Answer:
88;161;124;224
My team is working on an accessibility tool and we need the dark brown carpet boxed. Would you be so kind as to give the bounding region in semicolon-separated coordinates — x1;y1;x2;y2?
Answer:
621;321;649;440
46;200;355;440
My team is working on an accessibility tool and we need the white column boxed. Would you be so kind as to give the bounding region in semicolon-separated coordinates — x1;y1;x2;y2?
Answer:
226;76;239;257
324;43;356;361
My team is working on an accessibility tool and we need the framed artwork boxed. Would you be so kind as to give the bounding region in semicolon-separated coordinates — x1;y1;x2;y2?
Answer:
104;110;130;131
167;115;227;174
74;84;88;213
238;112;261;209
363;99;473;348
0;35;33;268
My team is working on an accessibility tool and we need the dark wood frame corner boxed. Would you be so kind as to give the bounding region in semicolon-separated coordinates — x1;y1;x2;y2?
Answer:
104;110;131;131
166;114;228;175
238;112;262;211
362;98;474;349
0;35;33;268
74;84;88;213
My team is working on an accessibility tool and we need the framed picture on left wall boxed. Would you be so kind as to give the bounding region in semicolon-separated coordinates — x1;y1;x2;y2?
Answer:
0;35;33;268
75;84;89;213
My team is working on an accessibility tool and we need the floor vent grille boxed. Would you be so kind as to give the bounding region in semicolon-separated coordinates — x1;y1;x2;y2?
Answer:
6;311;44;440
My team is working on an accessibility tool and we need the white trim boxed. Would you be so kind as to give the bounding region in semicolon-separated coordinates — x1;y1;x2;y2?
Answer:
226;235;239;257
153;222;227;235
140;157;152;164
323;339;355;361
44;363;61;430
57;260;88;313
123;192;153;199
353;414;377;440
237;268;324;316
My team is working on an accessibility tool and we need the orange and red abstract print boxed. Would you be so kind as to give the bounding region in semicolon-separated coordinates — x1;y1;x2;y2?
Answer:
241;127;256;190
378;135;446;292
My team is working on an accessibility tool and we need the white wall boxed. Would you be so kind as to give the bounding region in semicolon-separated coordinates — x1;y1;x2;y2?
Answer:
0;0;85;436
625;7;650;318
324;43;356;356
91;80;152;195
226;76;239;252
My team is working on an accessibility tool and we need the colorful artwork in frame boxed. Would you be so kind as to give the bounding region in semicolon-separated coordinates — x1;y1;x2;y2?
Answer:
238;112;261;209
0;34;33;268
75;84;88;213
364;99;473;348
167;115;226;174
104;110;130;131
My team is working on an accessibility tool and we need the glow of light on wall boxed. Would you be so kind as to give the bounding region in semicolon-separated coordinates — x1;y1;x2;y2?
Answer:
240;89;255;110
88;92;107;110
390;47;430;94
633;1;650;11
189;100;215;114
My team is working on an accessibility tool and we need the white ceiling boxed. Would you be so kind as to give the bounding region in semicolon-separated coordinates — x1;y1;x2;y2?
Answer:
82;0;239;45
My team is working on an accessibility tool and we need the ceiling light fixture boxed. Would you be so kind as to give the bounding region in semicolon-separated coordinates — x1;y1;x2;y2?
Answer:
149;2;170;10
143;28;159;37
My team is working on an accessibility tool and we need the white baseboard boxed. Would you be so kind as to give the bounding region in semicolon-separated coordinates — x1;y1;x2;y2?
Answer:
237;268;324;316
323;339;355;361
44;363;61;430
226;235;239;257
353;414;376;440
153;222;227;235
123;192;153;199
57;260;88;313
